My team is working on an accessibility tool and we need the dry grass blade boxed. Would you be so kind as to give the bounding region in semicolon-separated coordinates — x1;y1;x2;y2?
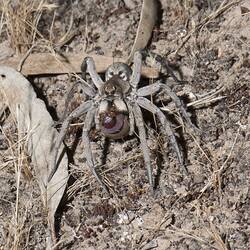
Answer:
0;0;57;53
208;219;229;250
165;225;209;245
161;84;225;113
67;152;143;198
187;85;226;108
0;66;69;247
127;0;158;63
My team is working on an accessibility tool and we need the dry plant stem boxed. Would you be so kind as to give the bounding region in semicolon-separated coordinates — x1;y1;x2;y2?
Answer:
187;84;226;108
209;220;229;250
67;153;143;198
161;84;225;113
49;10;76;49
187;96;226;109
17;44;36;72
56;13;76;49
0;110;29;247
167;225;209;244
0;11;4;35
1;0;57;53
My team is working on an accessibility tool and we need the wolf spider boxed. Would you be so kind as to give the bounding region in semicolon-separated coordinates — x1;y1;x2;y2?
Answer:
49;50;199;193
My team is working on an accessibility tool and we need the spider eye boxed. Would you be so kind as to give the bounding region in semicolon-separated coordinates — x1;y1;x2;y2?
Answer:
107;71;114;79
118;71;127;81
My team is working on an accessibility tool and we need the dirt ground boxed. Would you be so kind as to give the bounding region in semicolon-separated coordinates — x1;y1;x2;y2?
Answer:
0;0;249;249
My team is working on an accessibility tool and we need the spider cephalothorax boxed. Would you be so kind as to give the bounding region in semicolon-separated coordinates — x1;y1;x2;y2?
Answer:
49;51;199;193
99;63;132;139
105;62;132;82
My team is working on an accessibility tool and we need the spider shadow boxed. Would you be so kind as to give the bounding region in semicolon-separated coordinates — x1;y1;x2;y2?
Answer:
28;75;59;121
99;137;110;167
53;127;84;239
26;81;77;240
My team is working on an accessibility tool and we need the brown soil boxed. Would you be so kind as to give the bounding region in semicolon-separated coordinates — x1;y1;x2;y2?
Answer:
0;0;249;249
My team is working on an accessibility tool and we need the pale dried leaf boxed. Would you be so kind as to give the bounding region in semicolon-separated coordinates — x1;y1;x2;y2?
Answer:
0;66;68;245
0;52;159;78
127;0;158;63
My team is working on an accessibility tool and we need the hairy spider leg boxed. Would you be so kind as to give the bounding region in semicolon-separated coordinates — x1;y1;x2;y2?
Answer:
137;81;200;135
48;100;93;181
60;79;96;123
126;101;135;136
81;57;104;90
132;103;154;190
141;49;184;84
82;106;109;193
136;97;187;174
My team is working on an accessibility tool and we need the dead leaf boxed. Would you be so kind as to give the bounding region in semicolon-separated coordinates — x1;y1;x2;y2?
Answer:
0;52;159;78
127;0;158;63
0;66;69;247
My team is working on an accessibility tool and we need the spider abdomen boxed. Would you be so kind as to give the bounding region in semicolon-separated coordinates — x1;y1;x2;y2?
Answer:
101;113;129;139
103;115;117;129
